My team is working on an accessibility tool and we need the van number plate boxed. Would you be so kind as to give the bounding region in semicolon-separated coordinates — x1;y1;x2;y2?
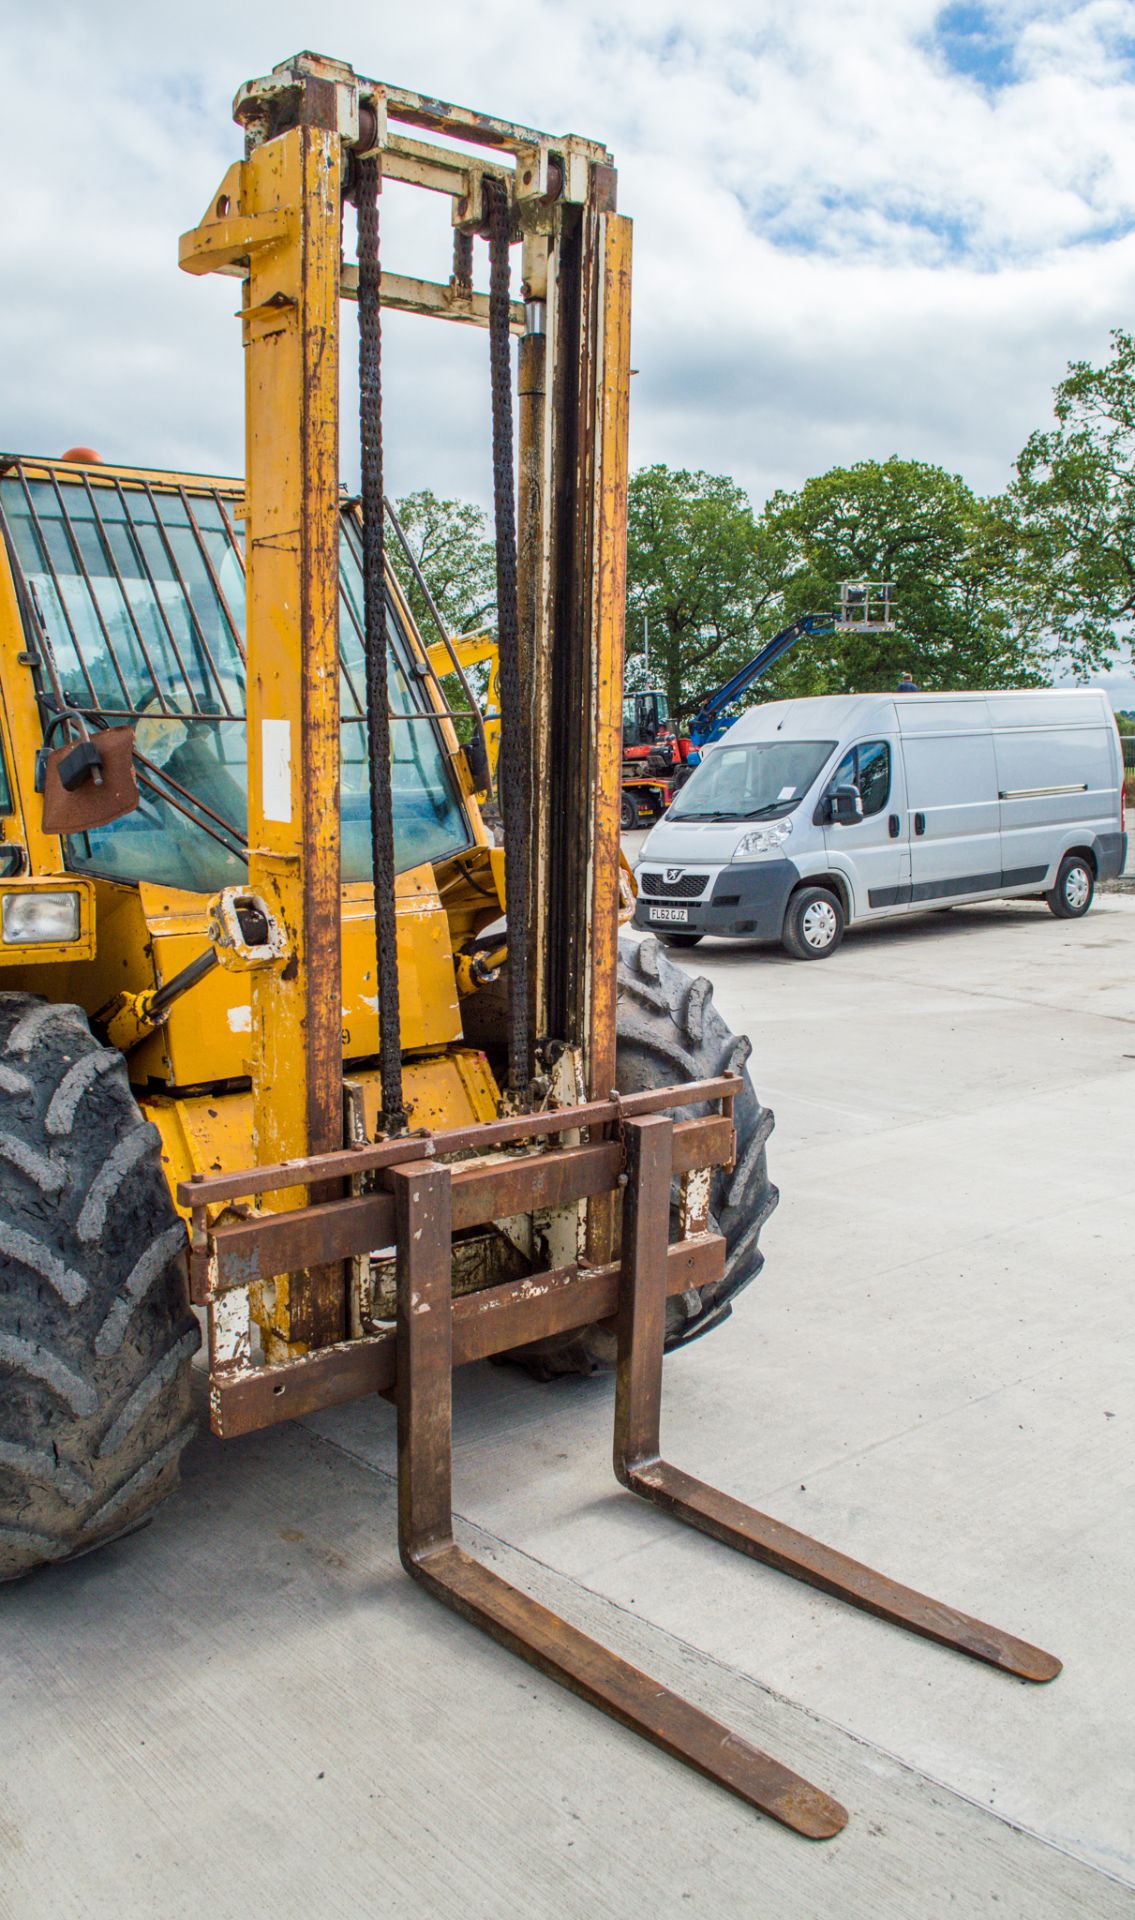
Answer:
648;906;689;924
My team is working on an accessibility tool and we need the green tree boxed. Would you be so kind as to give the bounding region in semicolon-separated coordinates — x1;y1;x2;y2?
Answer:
389;489;497;640
755;459;1039;701
625;466;789;719
386;489;498;747
1001;328;1135;674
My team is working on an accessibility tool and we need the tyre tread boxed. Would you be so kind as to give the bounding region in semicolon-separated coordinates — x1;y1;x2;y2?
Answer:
515;935;777;1375
0;995;198;1580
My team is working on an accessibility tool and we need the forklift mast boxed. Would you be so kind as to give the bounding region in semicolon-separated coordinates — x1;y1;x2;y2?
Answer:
180;48;631;1193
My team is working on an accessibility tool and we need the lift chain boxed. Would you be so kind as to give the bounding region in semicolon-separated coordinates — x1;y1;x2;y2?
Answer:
451;227;474;296
485;176;532;1100
356;152;407;1137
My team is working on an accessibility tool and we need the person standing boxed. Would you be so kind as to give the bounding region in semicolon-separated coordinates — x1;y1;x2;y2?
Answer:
897;670;919;692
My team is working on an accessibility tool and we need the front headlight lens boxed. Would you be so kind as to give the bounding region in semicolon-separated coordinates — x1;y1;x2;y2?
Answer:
731;818;793;862
2;890;82;944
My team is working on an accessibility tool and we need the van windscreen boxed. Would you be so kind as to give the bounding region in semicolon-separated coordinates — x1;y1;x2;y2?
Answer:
670;739;835;821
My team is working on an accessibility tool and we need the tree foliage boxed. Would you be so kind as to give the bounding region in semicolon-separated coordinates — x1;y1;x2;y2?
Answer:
757;459;1037;701
1000;328;1135;674
395;331;1135;730
625;466;789;719
626;458;1039;718
389;489;497;641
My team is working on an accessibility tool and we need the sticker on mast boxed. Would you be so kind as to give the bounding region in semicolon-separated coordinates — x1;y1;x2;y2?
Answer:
262;718;293;824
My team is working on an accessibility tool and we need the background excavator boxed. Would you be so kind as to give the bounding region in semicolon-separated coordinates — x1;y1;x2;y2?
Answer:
0;52;1057;1838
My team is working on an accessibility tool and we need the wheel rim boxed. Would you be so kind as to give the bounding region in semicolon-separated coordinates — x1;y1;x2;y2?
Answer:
1065;865;1090;911
801;899;837;949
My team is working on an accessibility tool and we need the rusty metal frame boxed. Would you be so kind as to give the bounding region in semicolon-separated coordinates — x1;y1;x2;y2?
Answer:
179;1077;740;1419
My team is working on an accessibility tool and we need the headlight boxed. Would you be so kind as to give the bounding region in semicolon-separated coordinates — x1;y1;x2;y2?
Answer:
2;890;82;944
731;818;793;861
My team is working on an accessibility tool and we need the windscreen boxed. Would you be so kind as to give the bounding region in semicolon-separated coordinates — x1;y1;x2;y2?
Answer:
0;468;473;894
669;739;836;821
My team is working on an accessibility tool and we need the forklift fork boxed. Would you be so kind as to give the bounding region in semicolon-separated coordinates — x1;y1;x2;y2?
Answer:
392;1157;848;1840
614;1117;1061;1682
391;1117;1059;1842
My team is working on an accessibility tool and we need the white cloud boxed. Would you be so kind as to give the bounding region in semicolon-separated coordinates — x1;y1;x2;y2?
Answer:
2;0;1134;547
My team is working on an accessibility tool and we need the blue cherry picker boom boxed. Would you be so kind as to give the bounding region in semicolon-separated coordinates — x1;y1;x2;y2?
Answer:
620;584;897;823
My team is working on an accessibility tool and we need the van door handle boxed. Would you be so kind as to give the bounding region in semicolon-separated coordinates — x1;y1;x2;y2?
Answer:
913;811;926;836
888;813;900;839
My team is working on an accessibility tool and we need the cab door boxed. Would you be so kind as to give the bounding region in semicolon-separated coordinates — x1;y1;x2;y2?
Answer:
822;737;911;916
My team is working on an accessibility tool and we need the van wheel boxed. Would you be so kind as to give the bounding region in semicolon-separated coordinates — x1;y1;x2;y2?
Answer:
782;886;844;960
0;996;199;1582
620;792;637;831
1047;854;1094;919
661;932;702;948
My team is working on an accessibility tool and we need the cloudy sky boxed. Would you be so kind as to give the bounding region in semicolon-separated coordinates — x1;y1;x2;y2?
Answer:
5;1;1135;688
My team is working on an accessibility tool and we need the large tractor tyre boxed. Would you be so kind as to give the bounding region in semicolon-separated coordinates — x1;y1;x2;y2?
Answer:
514;935;777;1377
0;995;199;1582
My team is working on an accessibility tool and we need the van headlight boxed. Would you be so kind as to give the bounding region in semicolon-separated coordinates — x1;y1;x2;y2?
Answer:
2;890;82;944
731;819;793;861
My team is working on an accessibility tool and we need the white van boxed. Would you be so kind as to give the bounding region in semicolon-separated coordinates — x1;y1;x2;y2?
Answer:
633;689;1126;960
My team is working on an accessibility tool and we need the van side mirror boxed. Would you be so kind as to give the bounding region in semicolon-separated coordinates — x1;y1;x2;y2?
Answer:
827;783;863;825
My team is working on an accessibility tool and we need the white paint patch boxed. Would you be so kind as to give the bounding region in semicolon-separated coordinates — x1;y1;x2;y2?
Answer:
227;1005;252;1033
211;1285;251;1368
679;1165;713;1237
261;718;292;824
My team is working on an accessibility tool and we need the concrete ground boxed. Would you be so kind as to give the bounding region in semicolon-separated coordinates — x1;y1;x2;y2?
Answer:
5;877;1135;1918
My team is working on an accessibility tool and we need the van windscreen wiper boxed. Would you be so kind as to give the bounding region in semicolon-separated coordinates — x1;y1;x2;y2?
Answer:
671;803;784;822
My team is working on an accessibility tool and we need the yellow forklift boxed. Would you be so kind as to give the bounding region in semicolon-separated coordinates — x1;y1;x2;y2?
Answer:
0;51;1058;1837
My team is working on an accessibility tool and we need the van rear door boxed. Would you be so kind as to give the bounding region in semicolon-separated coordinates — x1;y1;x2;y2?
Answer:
898;699;1002;902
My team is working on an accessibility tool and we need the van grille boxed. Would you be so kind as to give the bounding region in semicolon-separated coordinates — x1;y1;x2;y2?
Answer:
639;871;708;900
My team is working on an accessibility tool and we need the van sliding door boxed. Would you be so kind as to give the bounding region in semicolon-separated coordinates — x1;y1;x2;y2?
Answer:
899;700;1002;903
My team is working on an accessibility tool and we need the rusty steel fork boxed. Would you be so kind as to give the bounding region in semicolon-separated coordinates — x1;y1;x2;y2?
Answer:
390;1160;848;1840
614;1114;1062;1687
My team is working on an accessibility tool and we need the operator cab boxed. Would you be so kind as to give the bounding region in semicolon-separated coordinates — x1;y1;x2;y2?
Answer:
0;458;475;897
623;688;669;750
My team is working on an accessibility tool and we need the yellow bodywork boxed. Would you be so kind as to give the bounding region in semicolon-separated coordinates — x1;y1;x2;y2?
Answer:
147;1043;500;1224
0;49;635;1372
426;630;501;785
0;456;509;1363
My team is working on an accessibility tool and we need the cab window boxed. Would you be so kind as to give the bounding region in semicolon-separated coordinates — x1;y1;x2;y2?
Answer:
825;741;891;818
857;741;891;815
